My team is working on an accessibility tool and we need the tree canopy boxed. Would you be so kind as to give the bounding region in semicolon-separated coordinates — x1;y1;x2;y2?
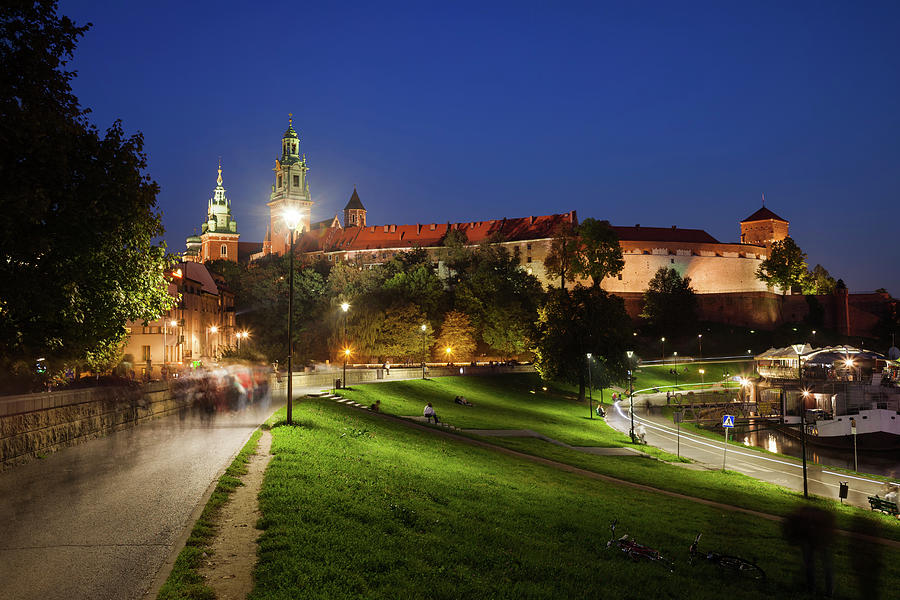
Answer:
639;267;698;337
544;218;623;289
0;1;174;379
755;237;808;294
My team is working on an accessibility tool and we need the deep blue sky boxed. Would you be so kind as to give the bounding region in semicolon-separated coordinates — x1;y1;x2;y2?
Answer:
61;0;900;295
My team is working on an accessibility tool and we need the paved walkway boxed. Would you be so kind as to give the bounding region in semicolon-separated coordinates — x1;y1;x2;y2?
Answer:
463;428;641;456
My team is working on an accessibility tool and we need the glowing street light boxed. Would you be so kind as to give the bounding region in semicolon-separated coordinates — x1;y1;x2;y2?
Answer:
163;319;178;372
791;343;809;499
586;353;593;420
341;302;350;312
698;334;703;360
236;330;249;349
283;206;302;425
626;350;635;442
699;368;705;387
420;324;428;379
206;325;219;360
343;347;351;390
445;346;453;364
660;337;666;365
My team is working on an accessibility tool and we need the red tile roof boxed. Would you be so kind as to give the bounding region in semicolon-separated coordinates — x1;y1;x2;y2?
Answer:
295;211;579;252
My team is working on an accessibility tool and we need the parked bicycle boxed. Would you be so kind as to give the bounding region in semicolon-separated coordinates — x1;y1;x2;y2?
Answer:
606;519;673;572
689;533;765;580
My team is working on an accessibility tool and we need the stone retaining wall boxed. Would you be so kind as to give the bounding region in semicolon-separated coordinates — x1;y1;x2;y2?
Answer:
0;381;189;470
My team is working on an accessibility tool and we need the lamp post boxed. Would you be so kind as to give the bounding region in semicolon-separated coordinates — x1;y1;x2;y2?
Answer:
698;334;703;360
340;302;350;387
792;343;809;499
586;353;593;420
660;337;666;365
207;325;218;361
343;348;351;389
420;324;427;379
445;346;452;365
283;207;302;425
699;368;705;387
163;319;177;371
627;350;635;442
673;351;678;390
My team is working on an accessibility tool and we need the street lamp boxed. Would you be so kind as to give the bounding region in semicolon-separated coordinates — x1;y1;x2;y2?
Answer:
698;334;703;360
207;325;218;360
420;324;427;379
445;346;452;364
283;206;302;425
343;348;351;389
627;350;635;442
164;319;178;372
791;343;809;499
586;353;593;420
660;337;666;365
673;351;678;390
699;368;705;387
236;330;249;350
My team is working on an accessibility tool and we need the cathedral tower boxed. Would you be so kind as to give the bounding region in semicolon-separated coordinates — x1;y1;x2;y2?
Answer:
267;114;313;256
188;161;240;262
343;187;367;227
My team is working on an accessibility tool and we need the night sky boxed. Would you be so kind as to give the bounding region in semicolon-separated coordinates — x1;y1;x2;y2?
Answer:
61;1;900;295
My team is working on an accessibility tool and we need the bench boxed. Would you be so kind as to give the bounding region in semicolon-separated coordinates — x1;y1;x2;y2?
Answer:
867;495;899;516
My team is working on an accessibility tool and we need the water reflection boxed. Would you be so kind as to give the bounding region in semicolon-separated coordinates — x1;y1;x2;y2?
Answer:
704;419;898;477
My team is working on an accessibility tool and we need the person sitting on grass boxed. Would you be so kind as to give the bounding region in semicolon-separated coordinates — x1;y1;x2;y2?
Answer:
454;396;474;407
370;399;381;412
424;402;439;424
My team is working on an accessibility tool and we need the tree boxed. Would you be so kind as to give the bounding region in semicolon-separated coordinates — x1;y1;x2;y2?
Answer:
571;218;624;287
532;286;631;400
0;2;174;378
806;264;837;295
639;267;698;337
755;237;808;294
434;310;476;361
374;304;431;364
455;244;544;358
543;222;579;289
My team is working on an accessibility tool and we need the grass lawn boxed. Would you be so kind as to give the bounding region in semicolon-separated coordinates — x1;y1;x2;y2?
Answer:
251;399;899;599
629;360;755;393
338;374;900;540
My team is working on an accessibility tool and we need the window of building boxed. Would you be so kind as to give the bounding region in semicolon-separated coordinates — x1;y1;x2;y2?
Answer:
277;175;283;188
618;274;623;280
670;258;675;264
526;256;532;263
526;243;532;250
293;175;300;187
142;345;151;361
221;244;227;256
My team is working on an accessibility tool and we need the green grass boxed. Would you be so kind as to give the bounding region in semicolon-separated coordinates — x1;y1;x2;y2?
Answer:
339;374;900;540
157;428;263;600
340;373;682;461
251;399;900;599
630;360;754;393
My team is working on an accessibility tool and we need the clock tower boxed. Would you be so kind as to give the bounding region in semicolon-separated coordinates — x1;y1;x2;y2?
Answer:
267;114;313;255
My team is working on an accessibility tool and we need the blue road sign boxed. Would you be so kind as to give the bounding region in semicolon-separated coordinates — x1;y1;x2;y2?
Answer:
722;415;735;428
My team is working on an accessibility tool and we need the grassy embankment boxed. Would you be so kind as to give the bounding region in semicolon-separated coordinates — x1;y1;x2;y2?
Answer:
250;398;899;599
338;373;900;538
157;429;263;600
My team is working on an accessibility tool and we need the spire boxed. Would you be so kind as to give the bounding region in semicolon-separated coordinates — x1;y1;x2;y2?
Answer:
762;192;765;207
217;158;223;186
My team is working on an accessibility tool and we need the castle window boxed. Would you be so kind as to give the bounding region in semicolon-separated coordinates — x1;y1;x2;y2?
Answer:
670;258;675;264
618;274;623;280
526;256;532;263
278;175;283;188
221;244;227;256
527;243;532;250
293;175;300;187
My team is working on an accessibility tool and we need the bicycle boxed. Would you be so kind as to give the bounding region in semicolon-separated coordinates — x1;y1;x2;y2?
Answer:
606;519;673;572
689;533;765;580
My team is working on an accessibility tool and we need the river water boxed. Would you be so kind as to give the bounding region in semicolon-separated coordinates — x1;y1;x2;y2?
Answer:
715;421;899;478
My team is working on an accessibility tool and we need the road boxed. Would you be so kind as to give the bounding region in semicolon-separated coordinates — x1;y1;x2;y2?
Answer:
0;395;290;600
606;395;895;510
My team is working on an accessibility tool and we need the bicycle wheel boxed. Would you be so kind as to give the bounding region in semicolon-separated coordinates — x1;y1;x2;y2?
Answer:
719;556;765;580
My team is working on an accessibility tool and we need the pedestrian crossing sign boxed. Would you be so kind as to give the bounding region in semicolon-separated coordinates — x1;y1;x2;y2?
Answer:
722;415;735;428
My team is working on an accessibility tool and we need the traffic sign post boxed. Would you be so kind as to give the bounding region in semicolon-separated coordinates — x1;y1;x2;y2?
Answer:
722;415;735;471
674;411;683;458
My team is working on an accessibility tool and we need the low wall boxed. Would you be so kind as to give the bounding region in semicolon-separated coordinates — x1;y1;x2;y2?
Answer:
0;381;190;470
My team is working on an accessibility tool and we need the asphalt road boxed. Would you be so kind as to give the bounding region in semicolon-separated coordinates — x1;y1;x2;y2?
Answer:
607;396;895;510
0;398;286;600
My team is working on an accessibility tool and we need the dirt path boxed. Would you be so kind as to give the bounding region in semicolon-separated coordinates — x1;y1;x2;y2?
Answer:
198;429;272;599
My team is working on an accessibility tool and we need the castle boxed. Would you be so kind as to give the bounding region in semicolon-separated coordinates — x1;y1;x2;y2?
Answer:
186;116;792;298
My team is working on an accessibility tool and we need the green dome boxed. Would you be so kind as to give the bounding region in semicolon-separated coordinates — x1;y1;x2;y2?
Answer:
283;124;299;139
